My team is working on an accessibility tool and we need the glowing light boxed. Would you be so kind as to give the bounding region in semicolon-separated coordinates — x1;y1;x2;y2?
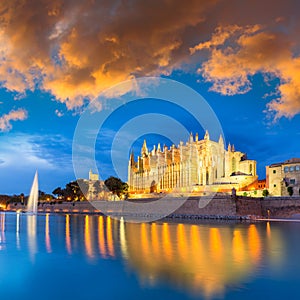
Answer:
98;216;106;258
119;217;128;259
248;224;261;263
209;228;223;262
266;222;271;239
232;229;245;264
84;215;95;259
162;223;173;261
45;213;52;253
106;217;115;257
65;214;72;254
27;215;37;262
177;223;188;261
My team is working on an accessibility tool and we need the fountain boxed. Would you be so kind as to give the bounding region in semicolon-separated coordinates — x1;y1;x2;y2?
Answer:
27;171;39;214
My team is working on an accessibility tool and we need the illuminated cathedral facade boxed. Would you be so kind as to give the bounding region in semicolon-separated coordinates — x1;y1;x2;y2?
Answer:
128;131;257;194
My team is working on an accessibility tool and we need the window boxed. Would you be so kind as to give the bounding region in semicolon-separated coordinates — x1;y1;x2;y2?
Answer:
296;165;300;171
273;184;276;187
290;166;295;172
273;170;276;174
284;166;289;172
290;179;296;185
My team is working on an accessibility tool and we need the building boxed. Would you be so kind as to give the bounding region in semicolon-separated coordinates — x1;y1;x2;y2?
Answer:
85;170;116;200
128;131;257;195
266;158;300;196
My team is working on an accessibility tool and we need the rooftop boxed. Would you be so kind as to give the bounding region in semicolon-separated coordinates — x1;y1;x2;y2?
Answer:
269;158;300;167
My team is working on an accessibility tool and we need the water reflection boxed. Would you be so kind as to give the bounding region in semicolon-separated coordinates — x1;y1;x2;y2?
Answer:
27;214;37;261
16;212;20;249
0;213;5;250
45;213;52;253
1;213;286;299
65;214;72;254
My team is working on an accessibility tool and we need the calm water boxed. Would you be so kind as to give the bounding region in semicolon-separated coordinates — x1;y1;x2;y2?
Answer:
0;212;300;300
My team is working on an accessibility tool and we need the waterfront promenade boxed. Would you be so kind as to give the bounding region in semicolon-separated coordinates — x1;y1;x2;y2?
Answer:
5;194;300;220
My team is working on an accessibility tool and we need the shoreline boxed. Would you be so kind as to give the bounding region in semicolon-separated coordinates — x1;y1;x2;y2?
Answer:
3;194;300;222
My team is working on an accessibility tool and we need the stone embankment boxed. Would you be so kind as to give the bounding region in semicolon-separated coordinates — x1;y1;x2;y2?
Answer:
6;194;300;220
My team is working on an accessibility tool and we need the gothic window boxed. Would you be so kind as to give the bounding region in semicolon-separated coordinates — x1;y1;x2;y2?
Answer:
249;164;253;174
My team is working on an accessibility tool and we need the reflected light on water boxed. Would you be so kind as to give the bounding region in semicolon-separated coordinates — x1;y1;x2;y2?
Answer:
65;214;72;254
84;215;95;260
16;212;20;250
45;213;52;253
0;213;5;250
2;212;287;300
106;217;114;258
98;216;106;258
27;215;37;262
248;224;261;263
119;217;128;259
124;222;276;299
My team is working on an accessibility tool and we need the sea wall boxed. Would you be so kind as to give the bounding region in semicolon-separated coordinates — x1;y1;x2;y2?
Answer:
7;201;99;214
6;195;300;219
261;197;300;218
170;196;237;219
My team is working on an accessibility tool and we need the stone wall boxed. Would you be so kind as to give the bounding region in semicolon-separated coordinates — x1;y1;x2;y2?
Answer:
235;196;263;217
7;201;100;214
171;196;237;218
6;195;300;219
260;197;300;218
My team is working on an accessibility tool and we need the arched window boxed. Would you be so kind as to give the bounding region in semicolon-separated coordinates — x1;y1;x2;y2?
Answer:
249;164;253;175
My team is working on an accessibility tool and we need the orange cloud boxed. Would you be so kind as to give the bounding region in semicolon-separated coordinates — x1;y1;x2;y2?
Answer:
191;23;300;118
0;0;299;119
0;108;28;132
0;0;214;109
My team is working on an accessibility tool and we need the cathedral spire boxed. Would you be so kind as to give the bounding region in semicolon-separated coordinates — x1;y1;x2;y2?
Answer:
189;132;194;143
218;134;224;145
157;143;161;152
141;139;148;156
129;151;135;166
204;130;210;140
228;143;231;152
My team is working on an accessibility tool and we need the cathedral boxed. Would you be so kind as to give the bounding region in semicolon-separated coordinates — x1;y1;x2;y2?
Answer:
128;131;257;194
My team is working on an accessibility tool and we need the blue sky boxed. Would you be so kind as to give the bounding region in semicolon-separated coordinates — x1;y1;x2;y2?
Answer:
0;0;300;194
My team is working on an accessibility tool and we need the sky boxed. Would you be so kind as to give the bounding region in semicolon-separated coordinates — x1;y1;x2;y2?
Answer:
0;0;300;194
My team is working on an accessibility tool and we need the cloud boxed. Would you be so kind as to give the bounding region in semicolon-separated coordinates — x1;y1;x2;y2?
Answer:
55;109;64;117
0;0;213;109
0;133;73;171
0;108;28;132
191;21;300;119
0;0;299;118
0;133;74;194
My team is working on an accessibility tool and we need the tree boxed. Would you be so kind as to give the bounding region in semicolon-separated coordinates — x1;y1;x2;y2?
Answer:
52;180;88;201
262;189;269;197
287;186;294;196
52;187;64;198
104;176;128;198
65;180;87;201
